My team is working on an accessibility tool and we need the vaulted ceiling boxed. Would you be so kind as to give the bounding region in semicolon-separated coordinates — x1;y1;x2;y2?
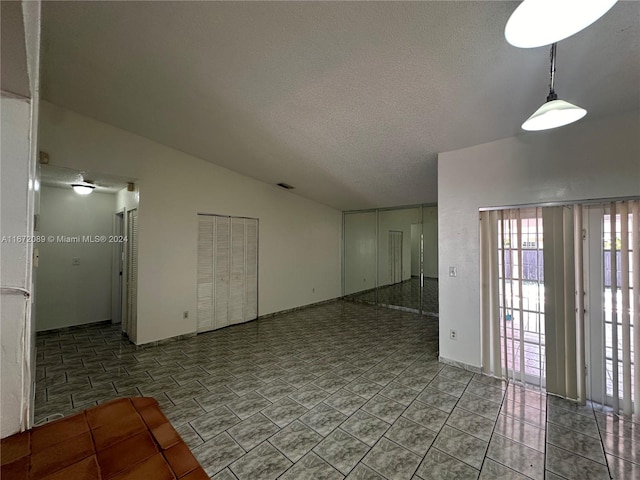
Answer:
41;1;639;210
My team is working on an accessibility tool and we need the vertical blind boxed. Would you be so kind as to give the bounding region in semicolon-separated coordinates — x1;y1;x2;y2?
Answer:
481;200;639;413
603;200;639;415
542;205;585;402
480;206;585;401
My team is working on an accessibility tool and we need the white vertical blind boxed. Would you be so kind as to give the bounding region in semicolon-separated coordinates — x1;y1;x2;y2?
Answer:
481;208;545;385
482;206;584;397
543;206;581;400
480;210;502;378
601;200;638;415
633;201;640;415
610;202;619;412
481;200;638;409
620;202;631;415
574;205;586;403
516;209;525;384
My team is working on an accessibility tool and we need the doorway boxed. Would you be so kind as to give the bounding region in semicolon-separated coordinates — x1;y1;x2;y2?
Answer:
111;210;125;326
389;230;403;285
482;200;639;414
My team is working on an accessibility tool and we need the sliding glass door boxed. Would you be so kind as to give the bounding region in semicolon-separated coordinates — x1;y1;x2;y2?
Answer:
587;202;638;415
483;199;639;414
497;208;546;388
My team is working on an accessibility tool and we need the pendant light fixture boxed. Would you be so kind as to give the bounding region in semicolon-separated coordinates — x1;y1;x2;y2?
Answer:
505;0;619;48
521;43;586;131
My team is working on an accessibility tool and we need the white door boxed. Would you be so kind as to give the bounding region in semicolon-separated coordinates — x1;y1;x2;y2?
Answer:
229;217;246;325
126;209;138;342
214;216;230;329
197;215;258;333
245;218;258;321
197;216;214;332
112;209;125;326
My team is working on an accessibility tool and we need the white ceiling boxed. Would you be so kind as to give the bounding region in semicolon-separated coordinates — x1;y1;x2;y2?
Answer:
40;1;640;210
1;1;30;97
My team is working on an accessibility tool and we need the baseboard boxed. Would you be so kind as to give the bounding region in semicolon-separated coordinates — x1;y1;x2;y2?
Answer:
135;298;343;347
134;331;197;349
36;319;112;335
257;297;342;319
343;296;438;317
438;355;482;374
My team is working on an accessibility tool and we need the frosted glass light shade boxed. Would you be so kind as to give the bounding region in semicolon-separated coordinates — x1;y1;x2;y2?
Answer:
521;99;587;131
72;184;95;195
505;0;619;48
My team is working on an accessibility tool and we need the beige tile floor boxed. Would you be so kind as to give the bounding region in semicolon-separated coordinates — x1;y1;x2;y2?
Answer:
34;301;639;479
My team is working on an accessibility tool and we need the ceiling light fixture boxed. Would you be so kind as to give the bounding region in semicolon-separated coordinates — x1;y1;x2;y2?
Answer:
505;0;619;48
521;43;586;131
71;181;96;195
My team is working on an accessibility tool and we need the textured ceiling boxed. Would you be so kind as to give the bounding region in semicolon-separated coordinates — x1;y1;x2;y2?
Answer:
1;1;30;97
40;1;640;210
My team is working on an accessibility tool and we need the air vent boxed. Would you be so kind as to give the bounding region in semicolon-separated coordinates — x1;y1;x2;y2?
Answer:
277;182;295;190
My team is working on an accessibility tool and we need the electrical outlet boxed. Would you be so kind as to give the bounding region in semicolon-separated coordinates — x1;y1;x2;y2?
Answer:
450;329;457;340
72;257;80;266
449;266;457;277
183;311;189;319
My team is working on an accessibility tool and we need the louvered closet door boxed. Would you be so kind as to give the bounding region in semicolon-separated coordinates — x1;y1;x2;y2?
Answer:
245;219;258;321
126;209;138;342
197;216;214;332
229;218;246;325
214;216;230;329
197;215;258;332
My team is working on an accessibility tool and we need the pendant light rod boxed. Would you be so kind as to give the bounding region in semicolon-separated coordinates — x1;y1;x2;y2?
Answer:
521;41;586;131
548;43;558;101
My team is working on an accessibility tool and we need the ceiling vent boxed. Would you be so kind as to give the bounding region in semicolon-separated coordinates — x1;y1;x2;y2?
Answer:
277;182;295;190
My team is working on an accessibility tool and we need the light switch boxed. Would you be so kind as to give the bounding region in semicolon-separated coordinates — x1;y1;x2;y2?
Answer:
449;266;457;277
72;257;80;266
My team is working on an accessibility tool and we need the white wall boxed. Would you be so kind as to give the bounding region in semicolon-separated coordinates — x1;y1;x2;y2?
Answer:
1;97;33;438
438;110;640;369
0;0;40;439
422;206;438;278
35;186;116;331
116;186;139;212
38;101;342;345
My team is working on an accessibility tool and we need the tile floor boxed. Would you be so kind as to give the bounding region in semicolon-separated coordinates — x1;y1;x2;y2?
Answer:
345;277;439;314
2;396;208;479
34;301;638;479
